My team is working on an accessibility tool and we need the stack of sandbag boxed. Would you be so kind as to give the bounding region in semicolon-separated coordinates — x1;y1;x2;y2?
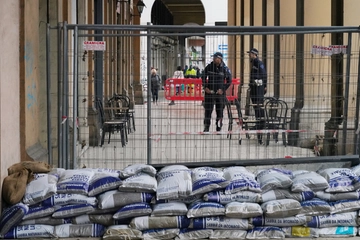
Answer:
0;166;126;238
2;161;52;206
99;164;158;240
5;162;360;239
302;168;360;238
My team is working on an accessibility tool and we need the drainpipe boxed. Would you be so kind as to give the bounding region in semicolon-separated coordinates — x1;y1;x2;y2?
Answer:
94;0;103;102
324;0;343;156
288;0;304;146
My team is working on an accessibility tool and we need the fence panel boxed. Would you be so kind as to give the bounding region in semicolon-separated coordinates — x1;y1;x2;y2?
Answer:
51;24;360;169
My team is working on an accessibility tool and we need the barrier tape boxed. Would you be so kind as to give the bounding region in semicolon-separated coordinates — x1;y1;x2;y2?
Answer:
149;128;312;139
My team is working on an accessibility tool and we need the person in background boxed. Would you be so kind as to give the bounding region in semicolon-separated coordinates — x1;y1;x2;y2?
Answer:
150;68;161;105
169;66;184;106
201;52;232;132
247;48;267;145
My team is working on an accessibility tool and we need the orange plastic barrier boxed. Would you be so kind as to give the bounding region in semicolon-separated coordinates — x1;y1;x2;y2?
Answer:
164;78;241;101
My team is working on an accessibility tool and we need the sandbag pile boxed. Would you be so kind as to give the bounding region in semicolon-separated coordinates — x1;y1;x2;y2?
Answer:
2;162;360;239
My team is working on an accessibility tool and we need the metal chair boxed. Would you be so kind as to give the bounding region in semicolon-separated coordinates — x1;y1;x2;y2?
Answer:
96;99;127;147
112;94;136;133
264;98;289;146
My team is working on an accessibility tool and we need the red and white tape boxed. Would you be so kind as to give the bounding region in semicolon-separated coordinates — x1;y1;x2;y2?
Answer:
150;129;312;139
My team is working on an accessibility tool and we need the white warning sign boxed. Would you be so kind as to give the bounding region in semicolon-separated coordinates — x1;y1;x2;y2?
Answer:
83;41;106;51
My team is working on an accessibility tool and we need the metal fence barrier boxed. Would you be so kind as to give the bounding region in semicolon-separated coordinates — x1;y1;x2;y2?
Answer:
47;24;360;170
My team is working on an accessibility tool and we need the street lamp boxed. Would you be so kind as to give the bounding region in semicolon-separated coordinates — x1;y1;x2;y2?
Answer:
134;0;146;17
117;0;146;17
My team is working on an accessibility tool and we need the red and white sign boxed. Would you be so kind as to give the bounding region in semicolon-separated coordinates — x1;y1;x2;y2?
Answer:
83;41;106;51
311;44;348;56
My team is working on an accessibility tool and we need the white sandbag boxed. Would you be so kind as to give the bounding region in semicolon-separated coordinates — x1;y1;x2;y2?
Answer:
102;225;142;240
120;164;156;178
142;228;179;239
187;202;225;218
261;189;314;202
83;168;121;177
251;215;311;227
157;169;192;200
329;199;360;214
97;190;153;209
225;202;263;218
42;193;97;207
209;229;247;239
191;167;228;195
154;194;202;205
88;173;122;197
54;223;105;237
318;168;360;192
306;211;358;228
189;216;252;230
256;168;293;192
52;204;94;218
223;167;261;194
22;205;56;220
19;217;71;226
204;190;262;204
22;173;57;205
351;164;360;176
118;172;157;192
291;171;329;192
2;225;55;239
176;228;213;239
297;198;331;216
318;226;357;238
72;214;115;226
316;190;360;201
159;165;189;173
129;216;190;230
282;226;319;238
151;202;188;216
56;169;95;195
245;226;285;239
292;170;309;176
261;199;301;218
113;203;152;220
0;203;29;238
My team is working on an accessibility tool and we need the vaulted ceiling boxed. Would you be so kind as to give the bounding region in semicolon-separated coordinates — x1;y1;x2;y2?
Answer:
160;0;205;25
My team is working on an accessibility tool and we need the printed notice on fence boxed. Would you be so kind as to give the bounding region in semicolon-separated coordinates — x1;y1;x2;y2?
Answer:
83;41;106;51
311;45;347;56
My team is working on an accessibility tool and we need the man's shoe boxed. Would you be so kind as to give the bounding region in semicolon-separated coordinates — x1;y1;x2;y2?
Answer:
203;127;210;132
258;140;264;145
169;101;175;105
216;127;222;132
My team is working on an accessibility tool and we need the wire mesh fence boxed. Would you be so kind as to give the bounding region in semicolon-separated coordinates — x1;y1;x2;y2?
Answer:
49;24;360;170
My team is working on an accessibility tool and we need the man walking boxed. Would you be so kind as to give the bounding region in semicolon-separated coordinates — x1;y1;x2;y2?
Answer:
247;48;267;144
202;52;232;132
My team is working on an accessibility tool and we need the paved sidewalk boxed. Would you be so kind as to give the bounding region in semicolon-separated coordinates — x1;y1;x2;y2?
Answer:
78;93;315;170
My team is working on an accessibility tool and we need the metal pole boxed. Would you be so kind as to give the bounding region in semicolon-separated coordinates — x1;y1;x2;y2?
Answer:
94;0;103;103
342;32;352;155
58;23;63;168
72;26;79;168
63;22;69;169
355;48;360;154
46;23;53;166
147;23;152;164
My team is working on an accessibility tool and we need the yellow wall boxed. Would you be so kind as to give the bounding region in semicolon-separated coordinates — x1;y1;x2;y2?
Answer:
0;0;21;211
20;0;41;160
